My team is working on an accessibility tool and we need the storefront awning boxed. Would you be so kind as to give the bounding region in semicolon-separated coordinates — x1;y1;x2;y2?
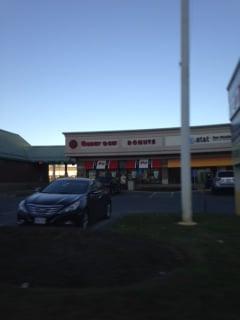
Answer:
108;160;118;170
151;159;161;168
125;160;136;169
168;157;233;168
84;161;94;170
168;159;180;168
191;157;233;167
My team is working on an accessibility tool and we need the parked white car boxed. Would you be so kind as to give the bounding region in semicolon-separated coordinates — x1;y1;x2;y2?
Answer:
211;170;235;193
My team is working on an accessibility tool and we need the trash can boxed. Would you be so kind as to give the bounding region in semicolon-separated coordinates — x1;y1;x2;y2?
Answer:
128;180;135;191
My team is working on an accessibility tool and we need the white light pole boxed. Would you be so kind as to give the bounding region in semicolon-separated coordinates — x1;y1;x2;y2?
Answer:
179;0;196;225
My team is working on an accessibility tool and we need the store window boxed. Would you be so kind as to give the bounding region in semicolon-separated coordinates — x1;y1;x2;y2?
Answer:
149;159;162;184
111;171;117;178
48;164;77;181
136;169;150;183
67;164;77;177
149;169;162;184
168;168;180;184
88;170;96;179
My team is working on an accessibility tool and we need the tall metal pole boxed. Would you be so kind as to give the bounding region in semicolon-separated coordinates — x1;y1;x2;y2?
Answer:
179;0;195;225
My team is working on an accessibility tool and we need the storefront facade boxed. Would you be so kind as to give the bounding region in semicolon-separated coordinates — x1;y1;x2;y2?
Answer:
64;124;232;189
0;125;233;190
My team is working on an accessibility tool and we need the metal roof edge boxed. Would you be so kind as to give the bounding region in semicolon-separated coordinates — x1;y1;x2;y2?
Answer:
0;129;31;146
63;123;231;136
0;151;30;161
30;145;65;148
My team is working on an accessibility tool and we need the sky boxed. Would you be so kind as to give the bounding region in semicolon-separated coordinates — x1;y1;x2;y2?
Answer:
1;0;240;145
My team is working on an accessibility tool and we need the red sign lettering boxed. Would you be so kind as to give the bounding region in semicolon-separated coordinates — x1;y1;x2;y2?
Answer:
127;139;156;146
81;140;118;147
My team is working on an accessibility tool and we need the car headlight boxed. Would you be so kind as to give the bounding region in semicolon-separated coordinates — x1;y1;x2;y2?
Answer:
18;200;28;213
61;200;81;213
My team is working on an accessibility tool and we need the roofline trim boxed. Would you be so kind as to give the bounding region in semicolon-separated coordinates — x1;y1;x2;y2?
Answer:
63;123;231;136
30;145;65;148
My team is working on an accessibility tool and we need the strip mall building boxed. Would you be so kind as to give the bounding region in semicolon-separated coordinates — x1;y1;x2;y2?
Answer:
228;59;240;214
63;123;232;188
0;123;233;190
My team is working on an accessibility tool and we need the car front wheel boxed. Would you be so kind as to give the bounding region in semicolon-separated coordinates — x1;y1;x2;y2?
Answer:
80;210;89;230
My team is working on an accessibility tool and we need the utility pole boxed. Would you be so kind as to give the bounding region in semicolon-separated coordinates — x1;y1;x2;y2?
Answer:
179;0;196;225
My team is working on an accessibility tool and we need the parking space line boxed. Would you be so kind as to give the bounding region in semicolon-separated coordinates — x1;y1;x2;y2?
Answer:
149;192;176;199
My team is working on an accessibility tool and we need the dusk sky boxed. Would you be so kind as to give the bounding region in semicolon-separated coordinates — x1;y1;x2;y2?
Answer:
1;0;240;145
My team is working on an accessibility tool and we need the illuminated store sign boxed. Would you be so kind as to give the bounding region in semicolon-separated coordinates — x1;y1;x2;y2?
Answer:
69;140;78;149
191;134;231;144
81;140;118;147
166;133;232;146
66;131;231;155
127;139;156;146
68;137;160;151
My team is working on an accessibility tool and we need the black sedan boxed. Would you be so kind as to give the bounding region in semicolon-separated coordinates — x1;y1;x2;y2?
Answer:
17;178;112;228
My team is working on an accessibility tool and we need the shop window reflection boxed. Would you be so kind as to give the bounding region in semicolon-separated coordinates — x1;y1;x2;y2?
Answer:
48;164;77;181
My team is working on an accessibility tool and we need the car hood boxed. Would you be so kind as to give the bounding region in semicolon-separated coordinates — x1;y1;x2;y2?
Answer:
25;192;85;206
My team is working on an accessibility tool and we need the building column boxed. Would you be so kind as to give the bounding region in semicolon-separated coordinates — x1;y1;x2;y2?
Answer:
52;164;56;180
64;164;68;177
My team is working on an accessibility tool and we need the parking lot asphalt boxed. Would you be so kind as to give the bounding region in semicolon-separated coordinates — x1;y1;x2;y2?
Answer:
115;190;235;215
0;190;235;228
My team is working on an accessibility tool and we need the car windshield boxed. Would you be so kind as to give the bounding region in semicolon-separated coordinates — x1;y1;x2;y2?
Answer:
218;172;234;178
41;180;89;194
